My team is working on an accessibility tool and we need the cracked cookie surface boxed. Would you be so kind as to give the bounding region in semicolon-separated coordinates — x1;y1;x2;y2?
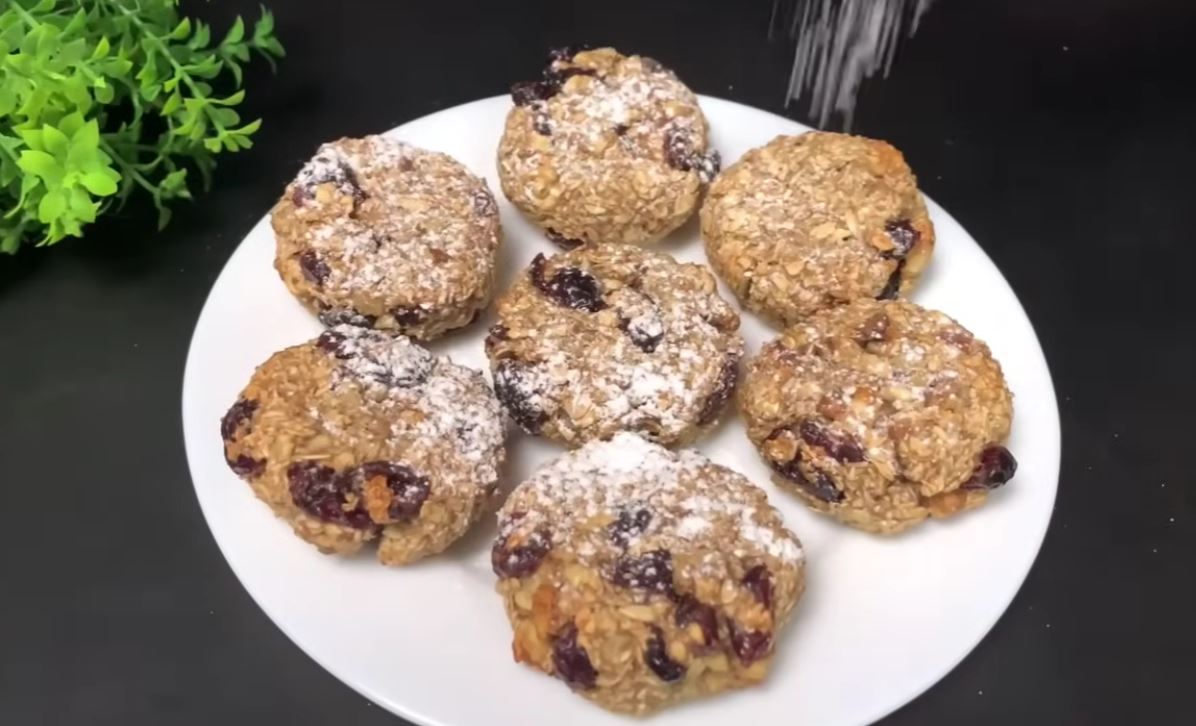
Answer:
493;433;804;714
740;299;1015;533
220;326;505;563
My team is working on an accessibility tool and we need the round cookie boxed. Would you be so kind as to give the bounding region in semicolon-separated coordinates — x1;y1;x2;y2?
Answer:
498;47;719;248
740;299;1015;534
220;326;505;564
492;433;804;714
701;131;934;325
485;243;743;447
272;135;501;339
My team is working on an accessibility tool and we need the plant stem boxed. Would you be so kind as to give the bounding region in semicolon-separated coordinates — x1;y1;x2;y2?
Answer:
105;0;230;139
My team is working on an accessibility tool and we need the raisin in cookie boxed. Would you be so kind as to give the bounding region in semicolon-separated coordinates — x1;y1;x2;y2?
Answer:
485;244;742;447
272;136;500;339
740;299;1015;534
220;326;505;564
702;132;934;325
498;47;719;248
492;433;804;714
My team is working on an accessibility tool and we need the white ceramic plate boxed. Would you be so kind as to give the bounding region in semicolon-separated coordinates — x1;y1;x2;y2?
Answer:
182;96;1060;726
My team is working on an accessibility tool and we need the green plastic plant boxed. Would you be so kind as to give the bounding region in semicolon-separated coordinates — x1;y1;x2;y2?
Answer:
0;0;284;253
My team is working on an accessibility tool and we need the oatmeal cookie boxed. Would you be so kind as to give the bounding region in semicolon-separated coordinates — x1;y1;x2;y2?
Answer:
220;326;505;564
272;136;501;339
485;244;743;447
498;47;719;248
701;131;934;324
493;433;804;714
740;299;1015;534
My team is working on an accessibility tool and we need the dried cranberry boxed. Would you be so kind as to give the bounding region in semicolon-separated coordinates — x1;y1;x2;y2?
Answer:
221;399;258;441
492;526;552;578
529;253;607;312
961;446;1018;490
883;219;920;259
547;45;590;63
545;65;596;85
391;306;428;327
484;324;509;353
315;330;349;357
697;355;738;425
294;154;366;206
800;420;865;463
359;461;429;522
856;312;891;344
552;624;597;689
664;128;695;172
644;627;685;682
493;360;547;434
765;428;845;504
317;307;378;328
611;549;674;594
618;317;661;354
729;622;772;664
510;80;556;106
674;594;719;646
226;453;265;478
298;250;331;286
663;128;721;183
473;190;497;217
609;507;652;546
878;260;905;300
287;461;371;529
545;228;585;250
742;565;773;610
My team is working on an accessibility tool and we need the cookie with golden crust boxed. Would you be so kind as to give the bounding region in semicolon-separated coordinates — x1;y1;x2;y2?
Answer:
740;299;1015;534
492;433;804;714
485;243;742;447
498;47;718;248
272;136;500;339
220;326;505;564
702;131;934;324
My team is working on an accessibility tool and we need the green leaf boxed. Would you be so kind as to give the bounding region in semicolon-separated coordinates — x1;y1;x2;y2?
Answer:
80;170;118;196
18;150;62;183
92;36;110;60
222;17;245;46
161;91;183;115
60;113;88;141
38;189;66;223
41;125;69;158
69;187;98;222
235;119;262;136
171;17;192;41
212;89;245;106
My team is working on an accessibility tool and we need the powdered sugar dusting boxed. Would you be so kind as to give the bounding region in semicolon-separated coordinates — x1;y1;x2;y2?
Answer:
499;433;803;572
321;326;504;488
284;136;500;308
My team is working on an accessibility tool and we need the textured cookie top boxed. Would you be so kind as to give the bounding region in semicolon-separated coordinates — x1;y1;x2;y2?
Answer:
701;131;934;322
272;136;500;323
221;326;505;529
486;244;743;445
741;300;1013;502
498;47;717;246
495;433;803;581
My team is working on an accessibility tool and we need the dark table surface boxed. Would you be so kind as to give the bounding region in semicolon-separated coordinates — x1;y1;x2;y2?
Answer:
2;1;1193;724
